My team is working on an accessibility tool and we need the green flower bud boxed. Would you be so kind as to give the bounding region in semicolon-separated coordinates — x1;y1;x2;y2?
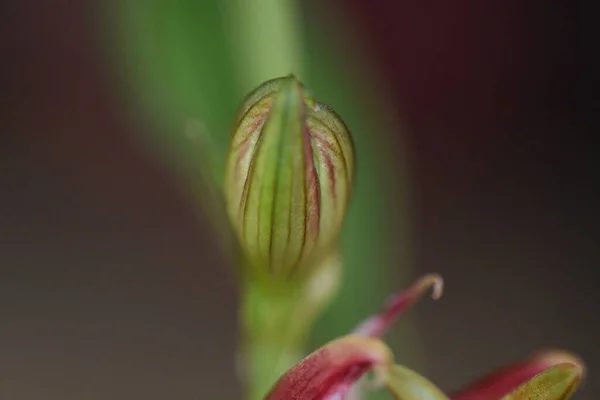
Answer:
225;75;355;281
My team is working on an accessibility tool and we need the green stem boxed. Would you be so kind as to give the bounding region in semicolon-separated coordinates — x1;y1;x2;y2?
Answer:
238;248;341;400
239;281;306;400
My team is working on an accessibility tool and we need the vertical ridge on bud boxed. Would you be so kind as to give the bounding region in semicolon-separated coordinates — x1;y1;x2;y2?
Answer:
226;75;355;282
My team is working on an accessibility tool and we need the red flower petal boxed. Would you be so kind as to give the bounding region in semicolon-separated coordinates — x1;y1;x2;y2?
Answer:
353;274;443;337
450;350;585;400
264;335;393;400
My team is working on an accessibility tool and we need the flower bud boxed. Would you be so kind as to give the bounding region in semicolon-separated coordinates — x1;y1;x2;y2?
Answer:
225;75;355;281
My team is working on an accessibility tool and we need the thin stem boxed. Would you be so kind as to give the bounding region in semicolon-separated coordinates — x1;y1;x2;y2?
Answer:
239;280;308;400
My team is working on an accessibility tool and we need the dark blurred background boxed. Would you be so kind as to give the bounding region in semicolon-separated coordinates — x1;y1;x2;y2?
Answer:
1;1;597;399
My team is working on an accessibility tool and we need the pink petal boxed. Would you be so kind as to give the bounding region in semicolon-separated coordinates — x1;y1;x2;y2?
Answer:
345;274;443;400
450;350;585;400
264;335;393;400
353;274;443;337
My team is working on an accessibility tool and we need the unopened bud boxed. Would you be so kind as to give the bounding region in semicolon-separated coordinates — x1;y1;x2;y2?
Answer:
225;75;355;281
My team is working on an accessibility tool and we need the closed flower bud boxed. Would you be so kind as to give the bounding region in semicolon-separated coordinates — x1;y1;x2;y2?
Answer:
225;75;355;281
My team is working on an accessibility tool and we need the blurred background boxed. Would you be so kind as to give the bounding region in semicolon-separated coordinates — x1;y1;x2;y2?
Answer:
1;1;596;399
